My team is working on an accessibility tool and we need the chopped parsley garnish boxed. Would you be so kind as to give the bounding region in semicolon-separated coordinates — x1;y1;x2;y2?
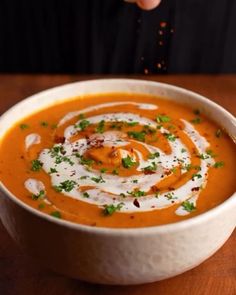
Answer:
215;129;222;138
213;161;224;168
127;121;138;126
206;149;216;158
49;167;58;174
100;168;108;173
55;155;74;166
112;169;119;175
181;148;187;153
20;123;29;130
40;121;48;127
80;175;88;180
91;176;105;183
78;113;85;120
83;192;90;198
165;193;176;200
127;190;145;198
75;119;90;131
142;162;157;172
32;190;45;200
54;180;77;192
96;120;105;133
190;117;202;124
103;203;124;216
164;133;176;142
77;155;94;166
182;200;196;212
132;179;138;183
122;156;137;169
38;203;45;209
50;211;61;218
148;152;160;159
31;159;43;171
156;115;171;123
127;131;146;142
192;173;202;180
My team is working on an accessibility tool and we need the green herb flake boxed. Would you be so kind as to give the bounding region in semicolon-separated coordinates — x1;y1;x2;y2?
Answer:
77;155;94;166
20;123;29;130
164;133;176;142
78;113;85;120
83;192;90;198
213;161;224;168
132;179;138;183
32;190;45;200
112;169;119;175
181;148;187;153
148;152;160;159
75;119;90;131
31;159;43;171
49;167;58;174
127;121;138;126
103;203;124;216
127;131;146;142
100;168;108;173
122;156;137;169
127;190;145;198
142;162;157;172
190;117;202;124
38;203;45;209
192;173;202;180
156;115;171;123
54;180;77;192
96;120;105;133
91;176;105;183
50;211;62;219
182;200;196;212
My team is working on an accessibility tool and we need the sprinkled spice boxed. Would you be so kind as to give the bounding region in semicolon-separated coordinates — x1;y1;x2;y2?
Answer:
31;159;43;171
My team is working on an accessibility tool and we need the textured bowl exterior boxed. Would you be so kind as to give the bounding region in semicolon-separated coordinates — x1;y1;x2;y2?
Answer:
0;79;235;285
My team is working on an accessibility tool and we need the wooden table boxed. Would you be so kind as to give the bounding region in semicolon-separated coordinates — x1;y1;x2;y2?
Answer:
0;75;235;295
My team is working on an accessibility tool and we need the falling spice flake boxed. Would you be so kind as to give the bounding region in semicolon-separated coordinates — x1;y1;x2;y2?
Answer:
160;21;167;28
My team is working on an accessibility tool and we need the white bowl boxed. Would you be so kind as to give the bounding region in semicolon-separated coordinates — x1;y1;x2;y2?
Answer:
0;79;235;285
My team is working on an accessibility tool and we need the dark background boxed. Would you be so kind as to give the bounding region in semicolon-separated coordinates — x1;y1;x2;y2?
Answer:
0;0;236;74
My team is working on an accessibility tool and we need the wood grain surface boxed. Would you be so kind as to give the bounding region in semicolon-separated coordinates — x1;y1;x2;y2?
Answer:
0;75;235;295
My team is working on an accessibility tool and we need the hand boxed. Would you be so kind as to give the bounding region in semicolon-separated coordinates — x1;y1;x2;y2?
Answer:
125;0;162;10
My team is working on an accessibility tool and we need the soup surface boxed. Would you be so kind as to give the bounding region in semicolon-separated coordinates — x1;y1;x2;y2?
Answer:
0;93;235;228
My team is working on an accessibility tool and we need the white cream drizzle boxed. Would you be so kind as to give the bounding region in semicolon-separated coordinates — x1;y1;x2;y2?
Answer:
58;101;158;127
25;133;41;150
34;102;215;214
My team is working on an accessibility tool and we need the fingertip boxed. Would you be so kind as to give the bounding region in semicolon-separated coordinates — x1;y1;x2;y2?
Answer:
136;0;161;10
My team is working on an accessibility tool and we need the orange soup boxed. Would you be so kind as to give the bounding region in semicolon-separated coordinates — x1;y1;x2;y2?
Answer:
0;94;235;228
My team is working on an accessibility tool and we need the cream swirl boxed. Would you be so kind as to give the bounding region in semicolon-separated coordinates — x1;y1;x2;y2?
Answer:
36;102;215;213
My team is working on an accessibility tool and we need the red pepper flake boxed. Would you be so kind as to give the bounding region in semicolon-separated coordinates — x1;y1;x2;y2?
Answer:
133;199;140;208
54;136;65;144
151;185;160;193
160;21;167;28
168;187;175;191
191;187;200;191
144;169;155;175
130;215;135;219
